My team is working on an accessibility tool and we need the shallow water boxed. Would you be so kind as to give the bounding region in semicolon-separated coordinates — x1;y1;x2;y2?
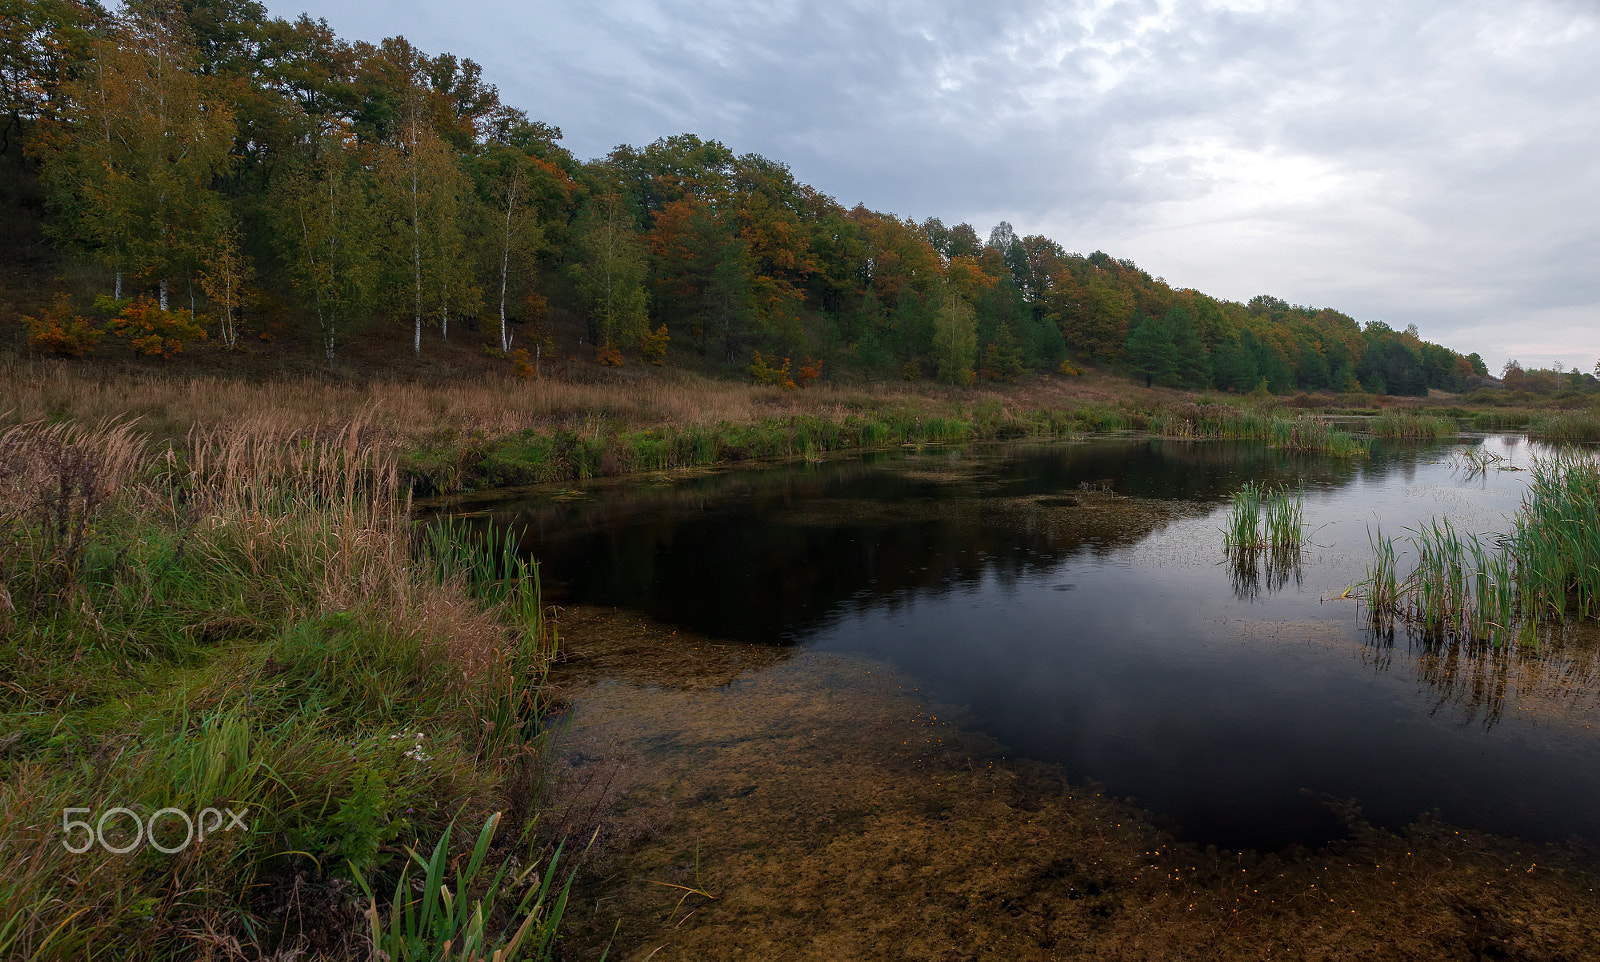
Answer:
453;435;1600;850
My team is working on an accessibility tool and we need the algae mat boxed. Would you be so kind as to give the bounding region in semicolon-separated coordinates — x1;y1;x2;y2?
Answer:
544;608;1600;961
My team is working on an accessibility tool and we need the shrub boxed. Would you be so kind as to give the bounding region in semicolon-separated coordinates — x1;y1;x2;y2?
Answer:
639;324;669;365
749;350;796;389
104;297;207;357
22;295;102;357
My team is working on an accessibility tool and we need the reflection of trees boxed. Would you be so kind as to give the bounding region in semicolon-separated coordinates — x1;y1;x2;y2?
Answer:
1226;545;1304;601
434;437;1466;644
465;450;1194;643
1359;624;1600;730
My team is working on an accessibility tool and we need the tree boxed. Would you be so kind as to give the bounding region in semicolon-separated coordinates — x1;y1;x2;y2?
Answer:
40;7;234;305
197;224;253;349
1125;312;1177;386
1164;306;1210;388
982;322;1024;383
1;0;104;153
275;132;378;366
372;39;475;354
571;191;649;352
702;231;754;363
934;279;977;384
478;135;549;353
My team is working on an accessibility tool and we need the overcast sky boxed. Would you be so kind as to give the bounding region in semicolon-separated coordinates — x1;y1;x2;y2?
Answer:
263;0;1598;374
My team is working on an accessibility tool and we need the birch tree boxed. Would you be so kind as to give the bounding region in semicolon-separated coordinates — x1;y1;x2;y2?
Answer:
40;8;233;306
197;223;252;350
275;132;378;366
478;139;546;353
571;191;648;353
373;43;478;354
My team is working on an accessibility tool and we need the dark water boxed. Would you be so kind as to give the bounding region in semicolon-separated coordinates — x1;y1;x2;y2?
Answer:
448;436;1600;850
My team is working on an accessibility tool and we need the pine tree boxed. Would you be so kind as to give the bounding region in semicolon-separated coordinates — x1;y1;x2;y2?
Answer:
1125;312;1177;386
983;322;1025;383
1164;307;1211;388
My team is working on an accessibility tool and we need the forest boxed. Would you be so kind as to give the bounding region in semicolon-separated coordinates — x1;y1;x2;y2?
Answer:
4;0;1496;395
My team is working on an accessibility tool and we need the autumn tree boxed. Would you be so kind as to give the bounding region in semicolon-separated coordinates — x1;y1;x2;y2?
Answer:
197;223;253;349
40;6;235;305
1;0;104;153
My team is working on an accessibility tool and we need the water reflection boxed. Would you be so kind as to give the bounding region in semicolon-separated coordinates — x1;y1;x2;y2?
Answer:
1226;544;1305;601
1361;623;1600;731
444;435;1600;848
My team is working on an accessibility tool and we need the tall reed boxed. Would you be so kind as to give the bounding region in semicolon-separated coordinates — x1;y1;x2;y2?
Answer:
1223;481;1306;550
1526;411;1600;443
1356;450;1600;645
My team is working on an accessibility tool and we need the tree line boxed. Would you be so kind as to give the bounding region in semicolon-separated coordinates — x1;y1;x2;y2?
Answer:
5;0;1490;393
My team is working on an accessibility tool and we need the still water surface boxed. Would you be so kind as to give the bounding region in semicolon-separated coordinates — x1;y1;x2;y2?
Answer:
458;435;1600;850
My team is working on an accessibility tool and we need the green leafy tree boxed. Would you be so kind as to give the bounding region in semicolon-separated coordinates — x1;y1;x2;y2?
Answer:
571;190;649;352
275;133;379;366
40;7;234;305
373;43;477;354
478;122;552;352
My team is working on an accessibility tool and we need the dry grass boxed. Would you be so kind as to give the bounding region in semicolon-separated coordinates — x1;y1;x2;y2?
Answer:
0;416;559;960
1;360;1147;443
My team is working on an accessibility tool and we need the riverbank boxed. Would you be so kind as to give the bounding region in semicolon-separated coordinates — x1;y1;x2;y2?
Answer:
0;419;565;959
12;360;1566;497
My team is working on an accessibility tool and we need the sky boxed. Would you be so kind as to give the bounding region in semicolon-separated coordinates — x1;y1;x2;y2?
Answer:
262;0;1600;374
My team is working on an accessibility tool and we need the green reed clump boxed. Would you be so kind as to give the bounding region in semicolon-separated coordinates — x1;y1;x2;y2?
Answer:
355;812;575;962
1472;409;1531;431
1369;412;1457;439
1223;481;1306;550
1274;416;1370;457
1151;404;1367;457
1361;526;1403;624
1511;451;1600;620
1526;410;1600;443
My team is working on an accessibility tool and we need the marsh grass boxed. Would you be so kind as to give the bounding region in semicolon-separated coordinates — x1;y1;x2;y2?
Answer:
0;418;569;959
1368;412;1457;440
1222;481;1306;551
1526;410;1600;443
355;812;576;962
1223;482;1307;598
1155;403;1368;457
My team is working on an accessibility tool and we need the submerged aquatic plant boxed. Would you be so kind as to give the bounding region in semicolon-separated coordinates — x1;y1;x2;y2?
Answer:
1450;444;1507;480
